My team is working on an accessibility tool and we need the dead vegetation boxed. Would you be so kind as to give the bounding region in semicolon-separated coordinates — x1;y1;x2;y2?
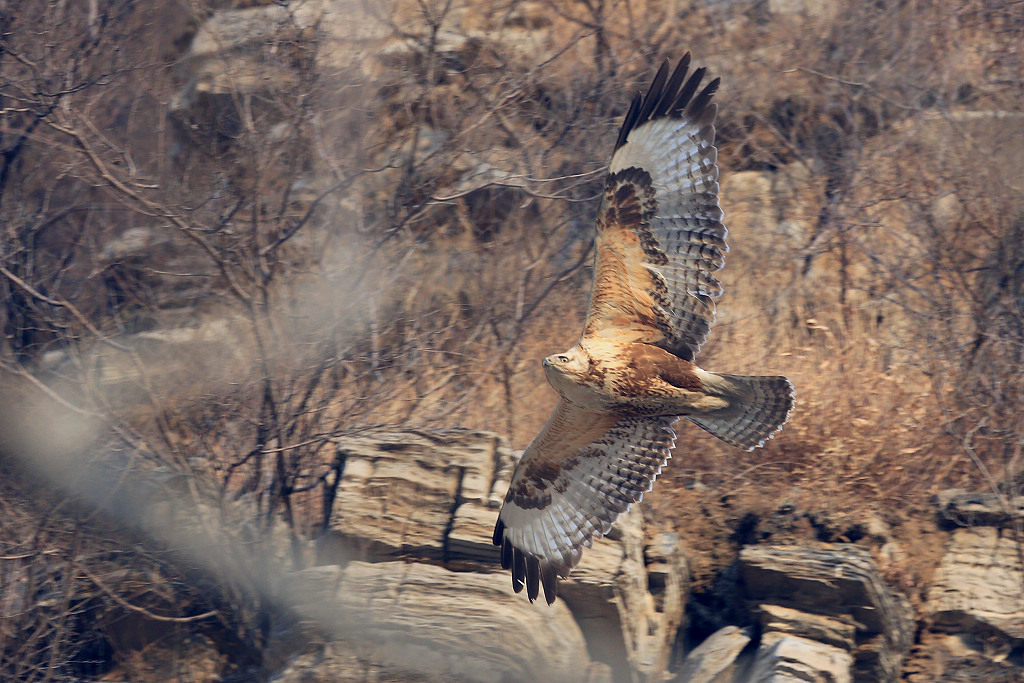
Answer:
1;0;1023;679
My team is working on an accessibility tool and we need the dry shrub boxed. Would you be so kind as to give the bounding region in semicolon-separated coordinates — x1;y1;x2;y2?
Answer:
627;0;1024;516
3;0;1024;675
342;0;1024;523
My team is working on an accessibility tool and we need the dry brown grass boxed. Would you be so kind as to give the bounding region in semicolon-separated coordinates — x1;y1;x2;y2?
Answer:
3;0;1024;677
291;0;1024;569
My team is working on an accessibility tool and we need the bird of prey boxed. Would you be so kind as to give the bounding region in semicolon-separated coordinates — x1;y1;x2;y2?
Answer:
492;55;795;605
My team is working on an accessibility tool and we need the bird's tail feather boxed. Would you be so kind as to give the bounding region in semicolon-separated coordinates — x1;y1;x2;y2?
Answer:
688;373;794;450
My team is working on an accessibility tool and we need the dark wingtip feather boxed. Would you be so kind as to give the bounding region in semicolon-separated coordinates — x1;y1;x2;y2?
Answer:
669;66;706;118
494;519;566;604
541;564;558;605
686;77;721;125
632;59;671;131
501;537;513;570
652;53;691;119
614;54;720;151
526;555;541;603
615;92;643;150
512;547;526;594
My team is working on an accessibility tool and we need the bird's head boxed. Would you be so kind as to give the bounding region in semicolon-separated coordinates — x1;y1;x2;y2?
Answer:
542;345;589;383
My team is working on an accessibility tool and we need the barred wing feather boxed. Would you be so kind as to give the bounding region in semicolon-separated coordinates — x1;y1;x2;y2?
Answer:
493;399;677;604
584;56;727;361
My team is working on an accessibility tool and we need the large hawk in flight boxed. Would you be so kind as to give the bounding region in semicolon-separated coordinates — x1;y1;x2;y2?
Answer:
492;55;795;604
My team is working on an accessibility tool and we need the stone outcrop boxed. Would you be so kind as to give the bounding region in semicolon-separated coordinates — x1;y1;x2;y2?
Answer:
746;632;853;683
313;428;687;682
316;428;509;568
926;489;1024;668
739;544;915;682
273;562;608;683
673;544;915;682
674;626;753;683
289;430;1024;683
909;112;1024;194
672;543;920;683
36;315;250;404
170;0;326;116
17;421;1024;682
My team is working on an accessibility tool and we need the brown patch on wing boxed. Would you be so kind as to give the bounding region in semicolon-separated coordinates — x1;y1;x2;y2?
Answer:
506;479;551;510
611;343;703;397
524;459;562;486
493;411;679;604
584;168;675;345
651;346;704;390
504;400;618;511
507;458;577;509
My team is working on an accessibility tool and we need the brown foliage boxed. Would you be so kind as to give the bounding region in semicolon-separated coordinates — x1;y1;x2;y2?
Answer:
1;0;1023;678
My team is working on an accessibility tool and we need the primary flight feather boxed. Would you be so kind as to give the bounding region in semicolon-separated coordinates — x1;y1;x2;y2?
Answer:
492;55;795;605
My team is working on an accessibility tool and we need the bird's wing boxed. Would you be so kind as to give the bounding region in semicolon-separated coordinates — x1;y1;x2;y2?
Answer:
583;55;727;361
492;398;678;604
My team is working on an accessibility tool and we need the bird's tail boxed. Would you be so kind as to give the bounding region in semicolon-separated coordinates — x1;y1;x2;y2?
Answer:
687;373;795;450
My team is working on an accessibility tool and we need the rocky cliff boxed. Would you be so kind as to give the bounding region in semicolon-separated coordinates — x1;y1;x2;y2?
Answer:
262;429;1017;682
4;1;1024;681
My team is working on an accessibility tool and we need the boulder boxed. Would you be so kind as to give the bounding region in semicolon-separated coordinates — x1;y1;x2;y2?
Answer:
171;0;326;109
928;487;1024;672
673;626;752;683
273;561;609;683
561;507;687;683
911;112;1024;193
38;316;250;401
758;603;856;651
739;544;914;682
318;428;689;682
927;525;1024;651
746;633;853;683
718;163;824;314
317;428;510;566
767;0;838;20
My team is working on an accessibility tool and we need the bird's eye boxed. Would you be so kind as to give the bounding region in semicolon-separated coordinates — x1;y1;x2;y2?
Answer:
558;355;569;363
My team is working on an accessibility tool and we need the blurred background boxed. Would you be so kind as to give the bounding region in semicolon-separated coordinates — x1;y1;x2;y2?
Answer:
1;0;1022;680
